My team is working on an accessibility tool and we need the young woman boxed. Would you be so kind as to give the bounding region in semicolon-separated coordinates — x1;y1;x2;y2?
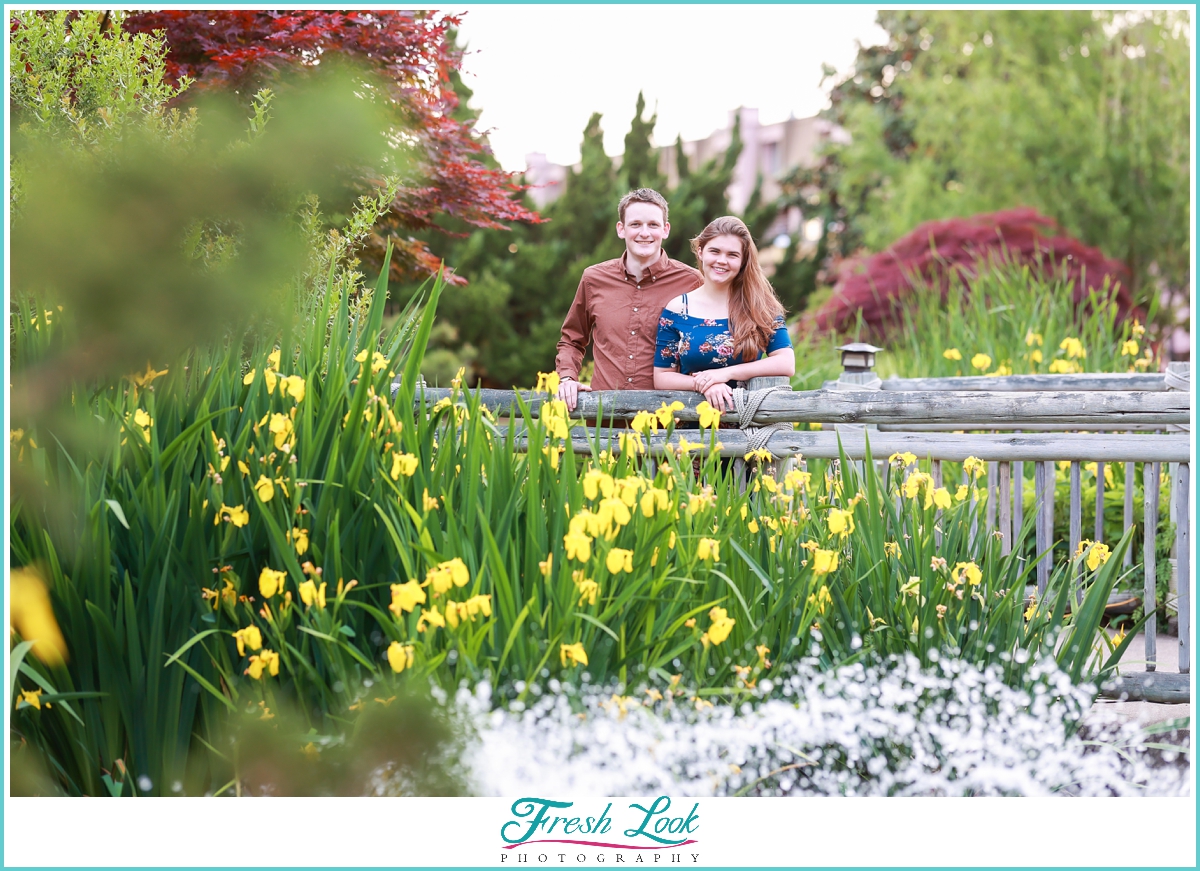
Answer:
653;216;795;411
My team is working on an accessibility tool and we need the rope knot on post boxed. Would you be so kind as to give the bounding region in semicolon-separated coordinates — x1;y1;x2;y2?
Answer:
731;385;793;458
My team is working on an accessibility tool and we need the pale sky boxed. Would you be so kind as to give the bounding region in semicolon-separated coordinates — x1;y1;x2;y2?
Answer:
456;6;889;171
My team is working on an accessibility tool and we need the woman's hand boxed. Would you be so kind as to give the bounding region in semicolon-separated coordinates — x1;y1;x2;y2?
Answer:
692;370;734;411
702;382;734;412
691;369;731;394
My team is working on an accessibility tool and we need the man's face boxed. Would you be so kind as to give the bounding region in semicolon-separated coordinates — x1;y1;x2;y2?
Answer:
616;202;669;261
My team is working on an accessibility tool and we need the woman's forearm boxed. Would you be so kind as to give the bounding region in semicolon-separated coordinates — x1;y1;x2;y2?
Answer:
720;350;796;382
654;368;699;391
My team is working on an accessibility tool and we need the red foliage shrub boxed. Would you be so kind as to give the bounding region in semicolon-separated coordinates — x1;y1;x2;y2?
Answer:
123;10;540;281
804;208;1137;335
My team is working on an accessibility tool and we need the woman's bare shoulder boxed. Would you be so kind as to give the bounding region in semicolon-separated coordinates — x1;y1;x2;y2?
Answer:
661;294;688;315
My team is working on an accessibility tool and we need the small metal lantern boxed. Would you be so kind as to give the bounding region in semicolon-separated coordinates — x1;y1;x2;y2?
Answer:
836;342;882;372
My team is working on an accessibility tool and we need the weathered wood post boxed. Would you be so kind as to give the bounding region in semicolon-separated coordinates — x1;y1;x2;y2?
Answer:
1165;362;1189;624
834;343;883;481
744;375;794;479
1144;461;1160;671
1165;362;1190;662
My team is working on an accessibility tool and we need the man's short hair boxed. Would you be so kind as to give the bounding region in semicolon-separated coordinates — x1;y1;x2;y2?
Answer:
618;188;669;224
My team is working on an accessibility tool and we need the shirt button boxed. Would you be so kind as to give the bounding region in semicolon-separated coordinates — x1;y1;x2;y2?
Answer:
637;285;641;289
627;378;633;382
630;330;635;335
633;307;638;312
629;354;634;359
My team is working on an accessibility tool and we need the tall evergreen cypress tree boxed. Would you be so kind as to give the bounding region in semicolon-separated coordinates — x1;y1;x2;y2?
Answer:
621;92;664;193
551;113;620;258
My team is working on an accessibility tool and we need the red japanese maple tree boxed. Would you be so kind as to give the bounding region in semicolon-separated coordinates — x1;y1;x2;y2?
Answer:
804;208;1138;335
124;10;539;281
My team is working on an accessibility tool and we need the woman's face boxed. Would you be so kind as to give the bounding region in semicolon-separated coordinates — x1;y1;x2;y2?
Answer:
698;233;744;288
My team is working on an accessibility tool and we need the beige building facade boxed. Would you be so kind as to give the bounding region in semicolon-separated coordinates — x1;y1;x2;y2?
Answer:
523;108;850;249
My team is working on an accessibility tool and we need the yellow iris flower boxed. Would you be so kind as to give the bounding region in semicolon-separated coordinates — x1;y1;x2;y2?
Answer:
605;547;634;574
1059;337;1086;359
387;642;415;674
279;375;306;403
951;561;983;586
583;470;614;501
254;475;275;503
9;568;68;665
560;642;588;667
564;530;593;562
298;579;326;609
246;649;280;679
811;549;838;575
655;400;685;427
389;580;426;616
232;625;262;656
701;606;736;646
417;606;445;633
631;410;659;435
962;456;987;478
390;452;419;479
258;567;286;599
696;401;722;429
827;507;855;537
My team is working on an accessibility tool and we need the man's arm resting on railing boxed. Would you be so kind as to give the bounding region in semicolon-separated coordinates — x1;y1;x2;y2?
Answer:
555;374;592;412
554;278;594;412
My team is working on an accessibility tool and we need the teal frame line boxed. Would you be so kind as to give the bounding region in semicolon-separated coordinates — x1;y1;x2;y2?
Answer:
2;4;1196;871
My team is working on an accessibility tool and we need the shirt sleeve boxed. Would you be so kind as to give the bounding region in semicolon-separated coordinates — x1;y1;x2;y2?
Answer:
765;315;793;353
654;310;680;368
554;275;591;379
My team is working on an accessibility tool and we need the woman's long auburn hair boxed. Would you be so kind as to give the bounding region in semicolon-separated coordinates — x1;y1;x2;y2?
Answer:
690;216;786;362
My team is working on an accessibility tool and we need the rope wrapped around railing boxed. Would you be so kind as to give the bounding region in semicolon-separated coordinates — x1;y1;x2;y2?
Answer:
731;385;794;458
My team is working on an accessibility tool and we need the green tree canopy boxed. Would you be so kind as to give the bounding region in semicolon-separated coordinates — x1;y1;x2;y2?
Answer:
817;10;1190;305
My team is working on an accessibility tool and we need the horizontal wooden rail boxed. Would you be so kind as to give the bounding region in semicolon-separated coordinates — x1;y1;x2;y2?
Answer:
415;387;1190;427
1099;671;1191;704
504;428;1191;463
876;422;1168;433
878;373;1168;392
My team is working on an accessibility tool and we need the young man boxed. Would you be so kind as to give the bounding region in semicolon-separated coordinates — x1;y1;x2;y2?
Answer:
555;189;703;411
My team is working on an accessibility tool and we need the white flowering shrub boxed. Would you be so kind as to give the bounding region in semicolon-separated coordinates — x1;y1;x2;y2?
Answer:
450;657;1188;797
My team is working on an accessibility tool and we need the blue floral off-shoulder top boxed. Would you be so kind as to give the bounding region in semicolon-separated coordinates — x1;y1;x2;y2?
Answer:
654;294;791;375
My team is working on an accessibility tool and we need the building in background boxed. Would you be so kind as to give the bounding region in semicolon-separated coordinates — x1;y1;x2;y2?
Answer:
523;108;850;252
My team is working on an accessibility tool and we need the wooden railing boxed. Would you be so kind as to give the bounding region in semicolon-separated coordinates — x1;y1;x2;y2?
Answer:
412;364;1191;703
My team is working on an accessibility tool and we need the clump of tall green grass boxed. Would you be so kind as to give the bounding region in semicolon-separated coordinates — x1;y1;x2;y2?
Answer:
891;266;1154;378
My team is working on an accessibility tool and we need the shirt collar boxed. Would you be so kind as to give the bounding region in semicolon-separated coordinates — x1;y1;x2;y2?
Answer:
620;250;670;281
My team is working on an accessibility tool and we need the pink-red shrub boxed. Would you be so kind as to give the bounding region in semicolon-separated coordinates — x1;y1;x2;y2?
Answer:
805;208;1137;335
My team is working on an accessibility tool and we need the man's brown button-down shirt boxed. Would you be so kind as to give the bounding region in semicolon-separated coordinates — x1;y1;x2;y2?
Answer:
555;252;703;390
